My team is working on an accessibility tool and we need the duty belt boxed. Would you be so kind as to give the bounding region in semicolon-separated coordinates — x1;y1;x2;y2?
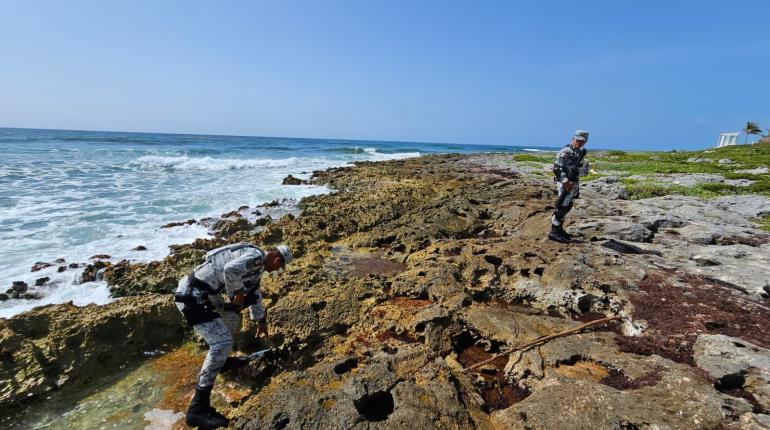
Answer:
188;274;215;292
173;274;215;304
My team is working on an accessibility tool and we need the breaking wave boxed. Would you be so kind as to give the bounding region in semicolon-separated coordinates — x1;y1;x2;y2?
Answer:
134;149;420;172
134;155;301;171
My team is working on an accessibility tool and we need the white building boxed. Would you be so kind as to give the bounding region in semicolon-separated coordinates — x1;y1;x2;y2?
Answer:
717;132;740;148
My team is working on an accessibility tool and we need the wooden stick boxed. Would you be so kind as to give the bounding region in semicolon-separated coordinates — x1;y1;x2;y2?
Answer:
461;315;622;373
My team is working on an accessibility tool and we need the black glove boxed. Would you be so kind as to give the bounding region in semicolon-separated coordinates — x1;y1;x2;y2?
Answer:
243;288;260;307
221;303;241;312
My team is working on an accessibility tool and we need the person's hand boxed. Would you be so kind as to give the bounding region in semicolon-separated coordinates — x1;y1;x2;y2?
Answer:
256;320;269;338
564;181;575;192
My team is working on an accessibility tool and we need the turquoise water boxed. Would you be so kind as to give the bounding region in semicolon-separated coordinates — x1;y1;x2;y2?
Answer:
0;128;540;317
2;356;175;430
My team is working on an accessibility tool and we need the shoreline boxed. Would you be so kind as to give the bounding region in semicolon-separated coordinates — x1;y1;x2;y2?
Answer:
2;149;770;429
1;127;455;315
0;194;317;318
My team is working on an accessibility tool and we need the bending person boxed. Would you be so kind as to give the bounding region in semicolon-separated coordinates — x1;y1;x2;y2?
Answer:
174;242;292;429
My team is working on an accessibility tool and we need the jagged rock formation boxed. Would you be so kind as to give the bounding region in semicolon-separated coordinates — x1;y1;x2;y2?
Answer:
0;294;185;409
1;154;769;429
282;174;309;185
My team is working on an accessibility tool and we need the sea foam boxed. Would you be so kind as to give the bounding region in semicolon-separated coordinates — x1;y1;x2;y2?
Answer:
135;155;302;171
0;129;424;318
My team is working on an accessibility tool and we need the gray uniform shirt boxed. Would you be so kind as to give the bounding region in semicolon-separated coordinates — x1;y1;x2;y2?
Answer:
190;243;267;321
553;144;589;183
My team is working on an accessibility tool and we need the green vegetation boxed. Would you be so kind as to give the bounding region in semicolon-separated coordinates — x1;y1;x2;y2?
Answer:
590;144;770;176
620;179;699;199
618;178;770;199
580;172;604;182
601;143;770;170
756;215;770;232
605;150;627;157
722;172;763;180
512;142;770;199
593;144;770;200
513;153;553;163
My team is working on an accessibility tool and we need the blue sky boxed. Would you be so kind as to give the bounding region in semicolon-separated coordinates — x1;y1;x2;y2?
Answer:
1;1;768;150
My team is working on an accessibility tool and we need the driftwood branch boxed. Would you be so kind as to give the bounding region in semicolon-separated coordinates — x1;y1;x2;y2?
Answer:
461;315;622;373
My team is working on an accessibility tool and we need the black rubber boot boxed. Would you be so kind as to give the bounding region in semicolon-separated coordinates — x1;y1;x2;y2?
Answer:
186;385;230;429
557;225;572;240
548;224;571;243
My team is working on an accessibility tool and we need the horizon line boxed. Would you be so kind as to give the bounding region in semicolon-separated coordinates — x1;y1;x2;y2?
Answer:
0;125;569;151
3;125;725;152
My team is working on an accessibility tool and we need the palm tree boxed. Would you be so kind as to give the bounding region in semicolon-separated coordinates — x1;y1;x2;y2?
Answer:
743;121;763;144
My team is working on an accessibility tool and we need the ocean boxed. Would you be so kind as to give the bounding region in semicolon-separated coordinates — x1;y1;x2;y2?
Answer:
0;127;544;318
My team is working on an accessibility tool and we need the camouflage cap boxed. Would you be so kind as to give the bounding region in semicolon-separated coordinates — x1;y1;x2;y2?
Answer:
276;244;293;266
573;130;590;141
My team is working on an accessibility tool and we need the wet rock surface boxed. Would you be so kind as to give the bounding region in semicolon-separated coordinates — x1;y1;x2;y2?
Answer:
2;153;769;428
77;259;112;284
0;294;185;409
2;281;41;301
282;174;309;185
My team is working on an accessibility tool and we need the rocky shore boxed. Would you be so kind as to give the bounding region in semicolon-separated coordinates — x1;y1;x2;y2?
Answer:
2;151;770;429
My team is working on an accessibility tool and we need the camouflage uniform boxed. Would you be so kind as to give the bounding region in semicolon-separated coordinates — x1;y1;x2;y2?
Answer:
551;139;589;229
174;242;266;387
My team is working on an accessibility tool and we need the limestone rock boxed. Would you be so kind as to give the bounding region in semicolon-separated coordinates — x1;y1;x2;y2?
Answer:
743;366;770;411
687;157;713;163
160;219;196;229
736;166;769;175
282;174;308;185
693;334;770;379
491;373;725;430
232;346;476;430
6;153;769;429
103;260;185;296
9;281;27;294
3;282;41;300
30;261;53;272
693;334;770;413
581;176;628;200
0;294;185;407
76;260;112;284
724;413;770;429
213;217;252;237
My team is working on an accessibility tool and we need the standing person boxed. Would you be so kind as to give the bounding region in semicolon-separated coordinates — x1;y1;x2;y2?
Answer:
549;130;590;243
174;242;292;429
